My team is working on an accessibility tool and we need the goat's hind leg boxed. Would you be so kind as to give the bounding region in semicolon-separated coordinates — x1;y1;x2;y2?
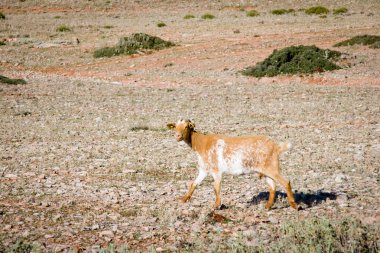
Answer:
265;177;276;209
180;170;207;203
265;160;297;209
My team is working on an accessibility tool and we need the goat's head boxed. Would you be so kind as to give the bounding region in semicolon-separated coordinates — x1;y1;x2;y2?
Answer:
167;119;195;142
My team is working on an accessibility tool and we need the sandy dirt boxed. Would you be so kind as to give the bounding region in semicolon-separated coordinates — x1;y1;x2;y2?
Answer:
0;0;379;252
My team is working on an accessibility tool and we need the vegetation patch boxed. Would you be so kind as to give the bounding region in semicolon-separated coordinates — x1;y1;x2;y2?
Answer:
305;6;330;15
241;45;341;77
93;33;175;58
334;35;380;47
333;7;348;15
0;12;5;19
246;10;259;17
0;41;5;46
0;75;27;85
370;41;380;49
271;9;295;15
264;217;379;253
157;22;166;27
201;13;215;19
184;14;195;19
56;25;72;32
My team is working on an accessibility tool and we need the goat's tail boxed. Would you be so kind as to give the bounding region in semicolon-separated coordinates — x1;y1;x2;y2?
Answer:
278;142;292;153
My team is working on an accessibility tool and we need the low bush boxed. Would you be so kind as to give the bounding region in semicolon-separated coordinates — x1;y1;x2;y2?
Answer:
0;12;5;19
246;10;259;17
334;35;380;47
0;75;27;85
184;14;195;19
264;217;379;253
333;7;348;15
241;45;341;77
305;6;330;15
56;25;71;32
271;9;295;15
157;22;166;27
94;33;175;58
201;13;215;19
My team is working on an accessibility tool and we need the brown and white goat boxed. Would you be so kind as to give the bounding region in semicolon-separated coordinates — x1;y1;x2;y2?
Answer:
167;119;297;209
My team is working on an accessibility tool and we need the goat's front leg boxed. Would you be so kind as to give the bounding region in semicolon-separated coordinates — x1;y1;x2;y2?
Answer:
180;170;207;203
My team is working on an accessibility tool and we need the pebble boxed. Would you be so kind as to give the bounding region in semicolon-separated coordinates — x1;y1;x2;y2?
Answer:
99;230;114;237
335;174;347;183
4;174;17;178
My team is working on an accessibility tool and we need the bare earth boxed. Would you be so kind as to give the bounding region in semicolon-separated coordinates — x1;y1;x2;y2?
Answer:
0;0;379;252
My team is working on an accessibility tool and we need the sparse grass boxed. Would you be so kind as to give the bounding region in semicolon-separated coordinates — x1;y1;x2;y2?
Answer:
305;6;330;15
157;22;166;27
264;217;380;253
10;240;33;253
93;33;175;58
54;15;61;19
130;125;149;131
0;75;27;85
334;35;380;47
56;25;72;32
0;12;5;19
241;45;341;77
271;9;295;15
201;13;215;19
333;7;348;15
182;216;379;252
96;243;129;253
93;47;117;58
246;10;259;17
184;14;195;19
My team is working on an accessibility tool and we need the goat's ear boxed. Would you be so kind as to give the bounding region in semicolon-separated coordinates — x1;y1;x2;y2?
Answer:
167;123;176;129
188;122;195;129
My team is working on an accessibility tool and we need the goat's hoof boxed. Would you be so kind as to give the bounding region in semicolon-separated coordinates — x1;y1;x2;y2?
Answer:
179;197;188;204
214;204;228;210
265;204;273;210
289;202;297;210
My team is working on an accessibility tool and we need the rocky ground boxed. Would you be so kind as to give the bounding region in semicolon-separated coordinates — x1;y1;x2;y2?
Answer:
0;0;379;252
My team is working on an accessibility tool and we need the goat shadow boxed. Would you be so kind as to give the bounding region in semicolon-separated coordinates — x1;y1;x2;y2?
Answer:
248;190;337;209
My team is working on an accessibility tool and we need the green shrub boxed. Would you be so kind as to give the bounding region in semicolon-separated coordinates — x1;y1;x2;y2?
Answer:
56;25;71;32
184;14;195;19
10;240;33;253
0;75;27;85
271;9;295;15
157;22;166;27
305;6;330;15
334;35;380;47
0;41;5;46
246;10;259;17
94;33;175;58
241;45;341;77
201;13;215;19
333;7;348;15
0;12;5;19
264;217;380;253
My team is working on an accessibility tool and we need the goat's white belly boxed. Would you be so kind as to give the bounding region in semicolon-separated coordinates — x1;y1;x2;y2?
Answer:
216;139;252;175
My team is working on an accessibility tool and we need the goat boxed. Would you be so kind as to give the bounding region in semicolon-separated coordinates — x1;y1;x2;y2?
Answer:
167;119;297;210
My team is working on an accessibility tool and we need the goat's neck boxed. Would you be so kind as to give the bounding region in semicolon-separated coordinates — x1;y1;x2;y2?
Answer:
190;131;206;152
